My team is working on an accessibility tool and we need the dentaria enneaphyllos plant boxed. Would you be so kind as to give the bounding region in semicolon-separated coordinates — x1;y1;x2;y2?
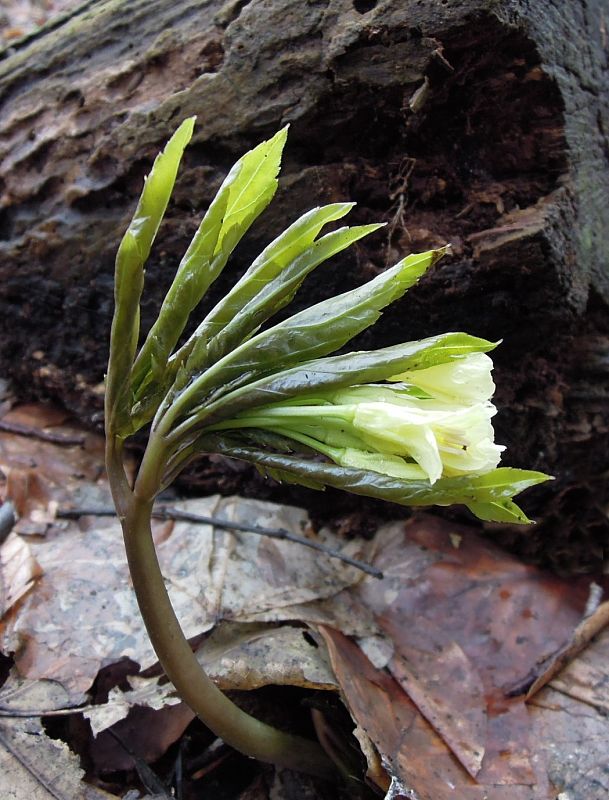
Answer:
105;118;550;778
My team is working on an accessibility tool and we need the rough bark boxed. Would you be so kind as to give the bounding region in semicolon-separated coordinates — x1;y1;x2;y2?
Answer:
0;0;608;569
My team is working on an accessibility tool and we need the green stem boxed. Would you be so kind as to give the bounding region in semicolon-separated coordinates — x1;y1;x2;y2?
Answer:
117;486;335;778
105;435;132;521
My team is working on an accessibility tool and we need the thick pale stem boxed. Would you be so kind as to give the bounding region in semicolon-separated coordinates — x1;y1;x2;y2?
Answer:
120;491;335;778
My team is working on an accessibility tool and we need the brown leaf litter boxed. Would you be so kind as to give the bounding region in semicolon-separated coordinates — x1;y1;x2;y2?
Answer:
1;404;609;799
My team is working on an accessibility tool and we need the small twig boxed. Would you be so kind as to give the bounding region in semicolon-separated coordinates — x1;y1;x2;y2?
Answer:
56;505;383;579
0;705;89;718
0;419;85;446
160;506;383;579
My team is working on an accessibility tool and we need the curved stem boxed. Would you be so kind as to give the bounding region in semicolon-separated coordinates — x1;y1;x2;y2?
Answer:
122;493;335;779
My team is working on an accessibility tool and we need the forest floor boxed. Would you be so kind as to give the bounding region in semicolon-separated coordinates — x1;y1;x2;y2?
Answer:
1;403;609;800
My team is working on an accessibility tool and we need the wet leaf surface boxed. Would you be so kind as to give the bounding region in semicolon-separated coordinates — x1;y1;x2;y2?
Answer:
523;597;609;699
320;515;609;798
357;518;595;778
320;626;486;800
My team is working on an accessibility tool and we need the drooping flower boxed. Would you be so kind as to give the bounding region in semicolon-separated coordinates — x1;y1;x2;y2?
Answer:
210;352;505;485
346;394;504;483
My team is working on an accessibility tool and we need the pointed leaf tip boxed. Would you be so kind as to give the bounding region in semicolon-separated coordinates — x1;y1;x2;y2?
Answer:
431;243;451;264
394;245;449;286
176;115;196;136
266;125;289;152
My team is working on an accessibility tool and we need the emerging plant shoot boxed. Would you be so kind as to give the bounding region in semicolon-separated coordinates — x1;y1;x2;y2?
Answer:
105;118;550;777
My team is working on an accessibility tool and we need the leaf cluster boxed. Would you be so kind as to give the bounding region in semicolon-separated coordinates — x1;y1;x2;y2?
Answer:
106;118;550;522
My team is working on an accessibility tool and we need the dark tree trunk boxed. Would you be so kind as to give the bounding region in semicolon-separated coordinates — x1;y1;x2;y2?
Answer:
1;0;608;569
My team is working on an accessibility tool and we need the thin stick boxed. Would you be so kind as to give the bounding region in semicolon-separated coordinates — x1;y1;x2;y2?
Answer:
57;505;383;578
0;419;86;446
0;705;96;718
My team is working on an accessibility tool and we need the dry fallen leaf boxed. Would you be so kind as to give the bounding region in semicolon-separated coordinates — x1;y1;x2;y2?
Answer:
88;700;196;774
0;716;118;800
523;597;609;699
0;405;368;793
352;516;598;788
548;622;609;715
320;626;490;800
0;405;110;533
199;622;337;692
321;625;560;799
0;494;361;703
85;623;337;736
315;515;609;797
530;606;609;799
180;496;365;621
530;686;609;800
0;469;362;709
1;404;72;430
0;669;71;713
0;532;41;617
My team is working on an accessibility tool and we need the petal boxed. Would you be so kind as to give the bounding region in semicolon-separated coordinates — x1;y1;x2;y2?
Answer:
389;352;495;404
352;404;443;483
396;424;443;483
433;403;504;475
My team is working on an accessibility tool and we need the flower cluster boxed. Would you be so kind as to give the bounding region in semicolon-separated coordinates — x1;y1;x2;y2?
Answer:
219;352;505;485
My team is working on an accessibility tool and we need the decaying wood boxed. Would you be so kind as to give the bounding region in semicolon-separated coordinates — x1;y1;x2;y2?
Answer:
0;0;607;566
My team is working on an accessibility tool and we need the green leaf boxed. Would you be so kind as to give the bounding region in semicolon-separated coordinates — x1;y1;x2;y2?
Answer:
177;203;357;377
255;463;327;491
192;332;495;429
465;499;532;524
126;117;196;266
130;189;228;399
226;247;443;373
105;117;195;436
218;126;289;256
193;437;551;524
129;126;289;430
190;220;385;375
165;248;446;431
463;467;554;500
